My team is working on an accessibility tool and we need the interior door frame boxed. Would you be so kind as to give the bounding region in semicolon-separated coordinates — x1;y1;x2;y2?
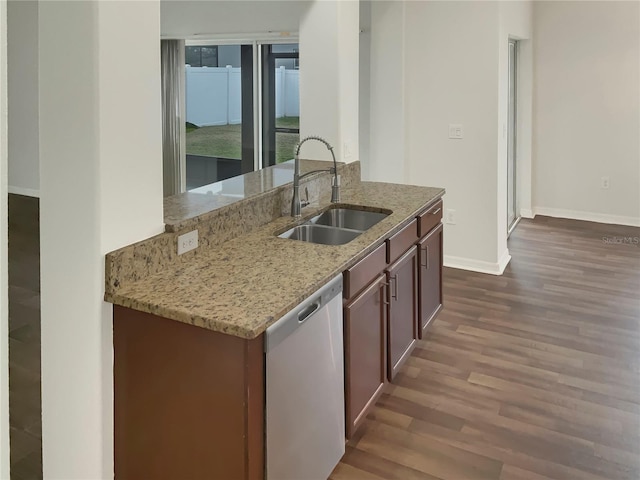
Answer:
507;38;520;236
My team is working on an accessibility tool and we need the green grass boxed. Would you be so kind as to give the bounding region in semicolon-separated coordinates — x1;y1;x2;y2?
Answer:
186;124;242;158
275;116;300;129
186;117;300;164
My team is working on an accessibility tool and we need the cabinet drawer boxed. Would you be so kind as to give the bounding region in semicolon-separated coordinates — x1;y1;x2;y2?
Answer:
343;243;387;300
386;219;418;264
418;199;443;238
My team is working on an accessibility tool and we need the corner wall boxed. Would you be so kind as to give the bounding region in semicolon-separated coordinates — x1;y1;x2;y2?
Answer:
533;1;640;226
497;1;533;261
365;0;406;183
365;0;532;274
7;0;39;197
404;1;503;272
299;0;359;162
39;2;164;477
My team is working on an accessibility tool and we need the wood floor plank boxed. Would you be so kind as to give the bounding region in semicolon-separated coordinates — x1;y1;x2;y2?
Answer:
356;422;504;480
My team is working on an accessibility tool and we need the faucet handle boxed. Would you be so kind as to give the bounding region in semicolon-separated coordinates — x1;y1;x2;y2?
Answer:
301;187;310;208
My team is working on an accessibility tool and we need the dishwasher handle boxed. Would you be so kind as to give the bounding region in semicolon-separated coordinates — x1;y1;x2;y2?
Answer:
265;274;342;353
298;302;320;323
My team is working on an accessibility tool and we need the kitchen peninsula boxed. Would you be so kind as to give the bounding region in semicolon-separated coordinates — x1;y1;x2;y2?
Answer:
105;160;444;479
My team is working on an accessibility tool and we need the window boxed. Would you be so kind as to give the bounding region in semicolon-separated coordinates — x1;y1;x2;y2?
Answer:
182;42;300;190
185;45;219;67
262;44;300;168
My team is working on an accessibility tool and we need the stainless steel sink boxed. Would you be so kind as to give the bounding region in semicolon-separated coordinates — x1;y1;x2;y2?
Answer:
278;224;362;246
277;206;392;246
310;208;389;231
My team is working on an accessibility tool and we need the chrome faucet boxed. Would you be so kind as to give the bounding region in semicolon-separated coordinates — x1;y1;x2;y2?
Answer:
291;136;340;217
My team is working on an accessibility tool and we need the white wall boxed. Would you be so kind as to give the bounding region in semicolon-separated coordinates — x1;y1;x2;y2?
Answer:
364;0;532;274
299;0;359;162
366;1;406;183
359;0;371;178
161;0;311;38
336;0;359;163
0;0;10;476
7;0;38;197
533;1;640;226
403;1;506;273
39;1;164;477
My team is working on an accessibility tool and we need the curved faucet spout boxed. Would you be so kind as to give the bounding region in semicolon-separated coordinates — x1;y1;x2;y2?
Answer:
291;136;341;218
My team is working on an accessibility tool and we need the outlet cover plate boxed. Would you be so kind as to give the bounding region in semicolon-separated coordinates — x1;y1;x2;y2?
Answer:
178;230;198;255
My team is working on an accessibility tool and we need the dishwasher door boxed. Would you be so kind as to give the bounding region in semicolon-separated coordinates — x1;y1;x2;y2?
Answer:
265;274;344;480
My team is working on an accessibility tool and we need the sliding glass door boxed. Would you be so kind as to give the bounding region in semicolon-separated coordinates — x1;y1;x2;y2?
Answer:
262;44;300;168
178;42;300;191
184;44;254;189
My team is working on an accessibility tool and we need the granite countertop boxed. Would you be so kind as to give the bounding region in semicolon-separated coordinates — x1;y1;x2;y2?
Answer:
107;181;444;339
164;159;342;231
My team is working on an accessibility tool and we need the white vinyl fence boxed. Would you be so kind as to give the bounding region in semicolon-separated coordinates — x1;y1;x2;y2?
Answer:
186;65;300;127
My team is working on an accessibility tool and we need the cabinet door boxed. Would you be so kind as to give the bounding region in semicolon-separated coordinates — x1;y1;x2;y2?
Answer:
344;274;388;439
387;247;418;381
418;223;443;338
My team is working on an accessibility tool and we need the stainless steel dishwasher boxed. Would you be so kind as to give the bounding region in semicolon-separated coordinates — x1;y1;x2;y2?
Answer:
265;274;345;480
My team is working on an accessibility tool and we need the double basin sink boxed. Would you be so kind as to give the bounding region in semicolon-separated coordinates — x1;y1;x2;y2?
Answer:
278;207;391;245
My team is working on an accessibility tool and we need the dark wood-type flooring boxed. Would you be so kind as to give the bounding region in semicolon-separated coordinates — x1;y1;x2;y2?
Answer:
6;197;640;480
8;194;42;480
332;216;640;480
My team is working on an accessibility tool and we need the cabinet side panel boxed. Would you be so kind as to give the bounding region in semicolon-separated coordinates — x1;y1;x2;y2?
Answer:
245;336;265;480
114;306;250;479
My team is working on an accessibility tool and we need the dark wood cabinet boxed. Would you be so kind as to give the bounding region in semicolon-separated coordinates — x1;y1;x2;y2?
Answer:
113;306;264;480
418;199;443;237
386;247;418;381
418;223;443;338
343;197;444;438
344;273;388;439
113;196;446;471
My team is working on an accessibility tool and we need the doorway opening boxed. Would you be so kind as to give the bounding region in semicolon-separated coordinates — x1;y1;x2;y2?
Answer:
507;39;520;236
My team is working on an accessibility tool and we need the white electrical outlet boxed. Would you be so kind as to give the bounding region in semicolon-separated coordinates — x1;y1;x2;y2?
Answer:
601;176;610;189
445;209;457;225
177;230;198;255
448;124;464;139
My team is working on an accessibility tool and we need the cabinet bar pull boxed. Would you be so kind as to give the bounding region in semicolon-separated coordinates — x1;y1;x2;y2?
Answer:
421;246;430;269
390;275;398;300
380;283;390;306
431;208;441;215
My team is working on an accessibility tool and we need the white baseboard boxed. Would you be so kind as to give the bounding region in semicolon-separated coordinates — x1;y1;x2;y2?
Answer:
520;208;534;219
532;207;640;227
8;186;40;198
497;249;512;274
444;250;511;276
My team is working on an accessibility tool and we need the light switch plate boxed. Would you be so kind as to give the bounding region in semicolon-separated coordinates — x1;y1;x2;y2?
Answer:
178;230;198;255
448;124;464;139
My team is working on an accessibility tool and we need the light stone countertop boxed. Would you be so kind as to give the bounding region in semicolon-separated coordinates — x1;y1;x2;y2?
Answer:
107;181;444;339
164;159;342;232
